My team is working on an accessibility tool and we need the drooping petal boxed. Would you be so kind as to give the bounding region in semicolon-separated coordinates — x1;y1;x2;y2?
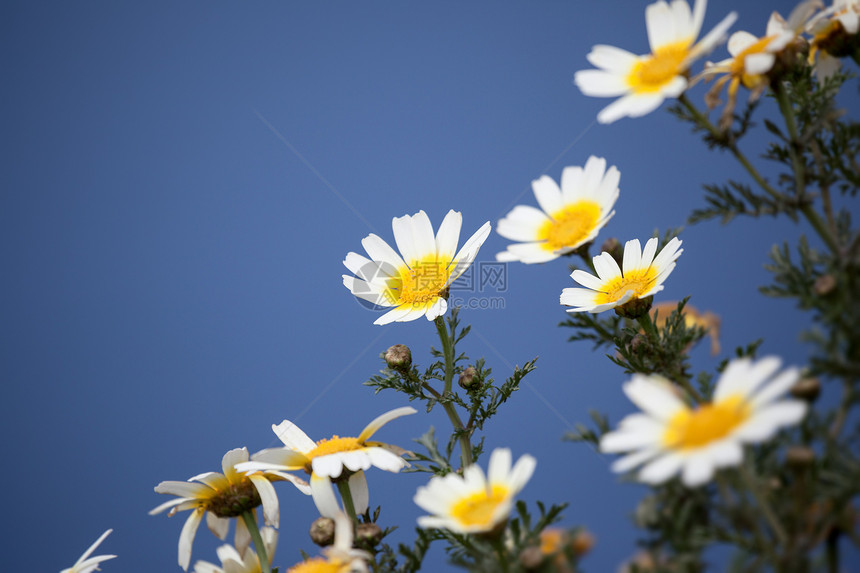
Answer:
310;474;341;519
357;406;418;442
178;508;205;571
249;474;280;528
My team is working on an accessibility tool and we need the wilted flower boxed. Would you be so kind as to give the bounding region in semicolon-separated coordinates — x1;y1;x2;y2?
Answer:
414;448;536;533
496;156;620;264
343;210;490;325
560;237;683;314
236;407;416;518
61;529;116;573
574;0;736;123
600;357;807;487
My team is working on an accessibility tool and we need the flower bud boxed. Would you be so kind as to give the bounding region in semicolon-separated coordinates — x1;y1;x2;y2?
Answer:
615;295;653;319
458;366;480;390
600;237;623;266
790;377;820;402
309;516;336;546
518;546;544;570
384;344;412;370
356;522;383;547
814;274;836;296
571;529;596;556
786;446;815;469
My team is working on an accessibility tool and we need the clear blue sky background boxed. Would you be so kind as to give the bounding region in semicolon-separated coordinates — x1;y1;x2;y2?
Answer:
3;1;857;571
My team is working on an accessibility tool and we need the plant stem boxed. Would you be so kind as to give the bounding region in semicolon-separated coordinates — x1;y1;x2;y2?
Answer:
434;316;473;467
635;313;703;403
241;511;271;573
337;479;357;521
740;462;788;548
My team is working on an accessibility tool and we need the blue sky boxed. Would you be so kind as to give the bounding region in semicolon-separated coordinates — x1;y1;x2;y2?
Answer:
2;1;856;571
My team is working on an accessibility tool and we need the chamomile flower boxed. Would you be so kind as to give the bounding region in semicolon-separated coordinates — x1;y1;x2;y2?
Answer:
236;407;416;518
574;0;737;123
61;529;116;573
560;237;683;314
287;513;370;573
496;157;620;264
414;448;536;533
192;527;277;573
343;210;491;325
703;1;821;126
150;448;288;571
600;357;808;487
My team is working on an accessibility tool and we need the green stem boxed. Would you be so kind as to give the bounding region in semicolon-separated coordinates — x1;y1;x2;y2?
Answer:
635;314;703;403
241;511;271;573
827;529;839;573
740;462;788;548
336;480;357;522
434;316;473;467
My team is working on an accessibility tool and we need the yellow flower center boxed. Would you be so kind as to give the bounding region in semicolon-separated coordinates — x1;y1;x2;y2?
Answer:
287;557;349;573
729;35;776;88
538;201;601;252
307;436;363;460
450;484;510;528
393;259;451;305
626;40;691;93
663;394;751;450
593;267;658;305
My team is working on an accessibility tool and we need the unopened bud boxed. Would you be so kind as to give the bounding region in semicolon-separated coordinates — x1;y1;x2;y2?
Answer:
634;495;659;528
571;530;596;556
786;446;815;469
600;237;623;266
814;274;836;296
356;522;383;547
309;517;336;546
615;296;653;319
790;377;820;402
384;344;412;370
458;366;480;390
518;546;543;570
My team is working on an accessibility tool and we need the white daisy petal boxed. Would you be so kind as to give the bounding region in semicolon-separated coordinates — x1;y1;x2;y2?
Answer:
310;474;341;519
178;508;204;571
349;470;370;515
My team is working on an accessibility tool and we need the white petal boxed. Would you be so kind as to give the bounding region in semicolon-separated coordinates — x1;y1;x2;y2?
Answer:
646;0;677;52
624;375;687;421
728;30;759;56
509;453;537;492
206;512;229;540
585;44;638;73
639;452;684;484
435;210;463;261
271;419;317;452
574;70;630;97
361;233;407;270
349;471;370;515
487;448;512;484
393;210;435;265
532;175;564;217
611;448;663;473
178;509;204;571
366;447;408;472
498;242;558;264
745;53;776;75
312;454;345;479
749;366;800;408
681;451;715;487
622;239;643;275
358;406;417;442
310;474;341;519
249;475;280;528
570;269;605;291
592;251;622;282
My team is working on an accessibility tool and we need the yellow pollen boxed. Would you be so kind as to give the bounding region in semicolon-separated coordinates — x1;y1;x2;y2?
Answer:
627;41;691;93
538;201;601;252
450;484;509;527
663;394;751;450
307;435;362;460
287;557;348;573
393;259;452;305
594;267;658;305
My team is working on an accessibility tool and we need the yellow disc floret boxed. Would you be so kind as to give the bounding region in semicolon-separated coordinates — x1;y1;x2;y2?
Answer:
288;557;349;573
594;267;659;305
663;395;751;450
627;41;691;93
396;259;452;304
450;484;510;528
307;436;363;460
538;201;601;252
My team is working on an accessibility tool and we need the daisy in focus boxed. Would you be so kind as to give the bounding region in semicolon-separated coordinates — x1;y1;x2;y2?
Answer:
150;448;288;571
236;407;416;519
414;447;536;533
808;0;860;82
61;529;116;573
560;237;683;314
496;156;620;264
703;1;821;127
600;356;808;487
574;0;737;123
343;210;491;325
287;512;370;573
193;527;277;573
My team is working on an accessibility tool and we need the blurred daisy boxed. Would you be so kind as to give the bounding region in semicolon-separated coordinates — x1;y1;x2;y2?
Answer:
193;527;277;573
574;0;737;123
61;529;116;573
150;448;288;571
414;448;536;533
287;513;370;573
343;210;491;325
560;237;683;313
236;407;416;518
703;1;821;126
808;0;860;82
496;157;620;264
600;356;808;487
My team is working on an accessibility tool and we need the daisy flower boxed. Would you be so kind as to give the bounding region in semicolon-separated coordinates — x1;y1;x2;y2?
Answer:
150;448;290;571
343;210;491;325
496;156;620;264
287;513;370;573
193;527;277;573
703;1;821;126
808;0;860;82
600;356;808;487
414;448;536;533
574;0;737;123
236;407;416;518
61;529;116;573
560;237;683;314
